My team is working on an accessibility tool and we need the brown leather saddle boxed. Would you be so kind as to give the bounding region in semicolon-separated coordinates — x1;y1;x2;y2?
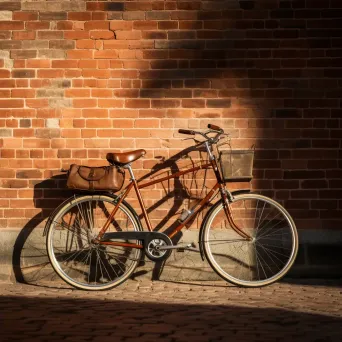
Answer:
106;149;146;166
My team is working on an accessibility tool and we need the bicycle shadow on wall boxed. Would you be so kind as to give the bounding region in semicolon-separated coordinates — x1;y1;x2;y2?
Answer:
12;175;73;286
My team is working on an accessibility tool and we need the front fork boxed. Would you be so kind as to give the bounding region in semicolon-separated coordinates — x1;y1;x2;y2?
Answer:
220;188;253;241
207;142;252;242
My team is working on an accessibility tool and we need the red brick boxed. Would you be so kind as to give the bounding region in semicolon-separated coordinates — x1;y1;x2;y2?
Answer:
182;100;205;108
78;60;97;69
135;119;159;128
110;21;133;30
98;99;124;108
36;69;63;78
67;50;93;59
82;69;110;78
97;129;123;138
0;70;10;78
12;12;38;21
65;89;90;98
76;39;95;49
12;31;36;40
11;90;35;98
133;21;158;30
94;50;119;59
91;89;113;98
84;20;109;30
51;60;78;68
73;99;97;108
0;100;24;108
125;99;150;108
68;12;92;21
26;99;49;109
0;21;24;30
26;21;50;30
26;59;50;68
0;90;10;98
64;31;90;39
90;30;115;39
82;109;108;118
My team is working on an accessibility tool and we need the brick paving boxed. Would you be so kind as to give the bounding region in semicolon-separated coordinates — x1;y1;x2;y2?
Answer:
0;279;341;342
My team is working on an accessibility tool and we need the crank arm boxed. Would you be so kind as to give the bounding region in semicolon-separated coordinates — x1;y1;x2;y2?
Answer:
159;244;200;253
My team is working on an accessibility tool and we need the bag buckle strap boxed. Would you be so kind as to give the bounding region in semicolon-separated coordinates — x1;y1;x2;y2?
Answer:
89;168;95;191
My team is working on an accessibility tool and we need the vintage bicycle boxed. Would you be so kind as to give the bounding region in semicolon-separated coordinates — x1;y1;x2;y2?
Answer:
45;124;298;290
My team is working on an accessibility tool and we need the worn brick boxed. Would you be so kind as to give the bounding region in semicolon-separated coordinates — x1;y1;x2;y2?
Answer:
39;12;67;20
0;2;21;11
11;50;37;59
0;40;21;49
49;40;75;50
37;49;66;59
12;70;35;79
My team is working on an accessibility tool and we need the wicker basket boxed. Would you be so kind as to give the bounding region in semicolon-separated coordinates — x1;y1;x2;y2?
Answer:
219;149;254;182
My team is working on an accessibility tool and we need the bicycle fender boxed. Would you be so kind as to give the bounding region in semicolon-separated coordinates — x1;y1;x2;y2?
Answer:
198;189;251;261
43;192;142;236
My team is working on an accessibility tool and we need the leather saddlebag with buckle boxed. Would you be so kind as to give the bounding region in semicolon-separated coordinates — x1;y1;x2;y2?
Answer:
66;164;125;192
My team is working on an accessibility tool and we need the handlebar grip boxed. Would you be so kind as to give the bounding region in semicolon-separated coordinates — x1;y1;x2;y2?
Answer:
178;129;195;135
207;124;222;132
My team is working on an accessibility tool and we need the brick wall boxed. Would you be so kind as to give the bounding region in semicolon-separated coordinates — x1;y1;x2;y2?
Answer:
0;0;341;233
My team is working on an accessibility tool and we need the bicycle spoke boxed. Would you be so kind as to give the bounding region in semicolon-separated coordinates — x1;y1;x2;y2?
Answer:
47;196;142;290
257;222;287;240
256;243;283;271
105;249;140;263
257;242;292;251
254;248;267;280
204;194;297;287
53;220;89;240
257;244;291;259
253;242;261;281
256;201;266;231
95;249;107;283
105;250;126;274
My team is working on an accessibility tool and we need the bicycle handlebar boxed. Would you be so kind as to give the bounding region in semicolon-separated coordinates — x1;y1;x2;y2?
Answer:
207;124;223;132
178;129;195;135
178;123;228;145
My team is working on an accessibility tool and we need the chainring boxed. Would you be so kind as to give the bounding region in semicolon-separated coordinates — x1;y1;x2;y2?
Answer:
144;234;173;262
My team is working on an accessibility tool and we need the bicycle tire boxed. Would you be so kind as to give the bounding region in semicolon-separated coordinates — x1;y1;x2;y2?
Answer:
46;194;143;290
202;194;298;287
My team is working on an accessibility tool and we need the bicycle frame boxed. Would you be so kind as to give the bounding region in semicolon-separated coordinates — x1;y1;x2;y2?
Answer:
96;153;252;249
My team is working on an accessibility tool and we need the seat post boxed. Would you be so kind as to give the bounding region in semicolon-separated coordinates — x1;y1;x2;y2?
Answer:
126;163;136;180
125;164;153;231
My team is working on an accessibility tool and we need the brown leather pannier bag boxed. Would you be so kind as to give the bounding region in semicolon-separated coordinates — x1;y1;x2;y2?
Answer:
66;164;125;192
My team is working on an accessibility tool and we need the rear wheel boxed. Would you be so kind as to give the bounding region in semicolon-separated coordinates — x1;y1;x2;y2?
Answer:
202;194;298;287
46;194;142;290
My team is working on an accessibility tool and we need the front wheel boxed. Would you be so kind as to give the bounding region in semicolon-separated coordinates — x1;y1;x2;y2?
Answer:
202;194;298;287
46;194;143;290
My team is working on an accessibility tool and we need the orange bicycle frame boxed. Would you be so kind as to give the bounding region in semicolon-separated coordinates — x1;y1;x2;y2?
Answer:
96;156;251;249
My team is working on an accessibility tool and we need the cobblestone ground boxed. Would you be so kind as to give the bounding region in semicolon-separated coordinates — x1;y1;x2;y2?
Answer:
0;279;341;342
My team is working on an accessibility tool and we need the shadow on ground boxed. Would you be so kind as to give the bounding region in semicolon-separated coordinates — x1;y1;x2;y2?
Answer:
0;294;341;341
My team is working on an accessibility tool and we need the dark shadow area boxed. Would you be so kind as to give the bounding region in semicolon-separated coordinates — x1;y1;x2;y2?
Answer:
127;0;342;275
12;175;74;285
0;294;341;341
282;278;342;287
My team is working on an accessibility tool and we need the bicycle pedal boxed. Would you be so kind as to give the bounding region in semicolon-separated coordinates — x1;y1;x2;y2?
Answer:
176;242;198;253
